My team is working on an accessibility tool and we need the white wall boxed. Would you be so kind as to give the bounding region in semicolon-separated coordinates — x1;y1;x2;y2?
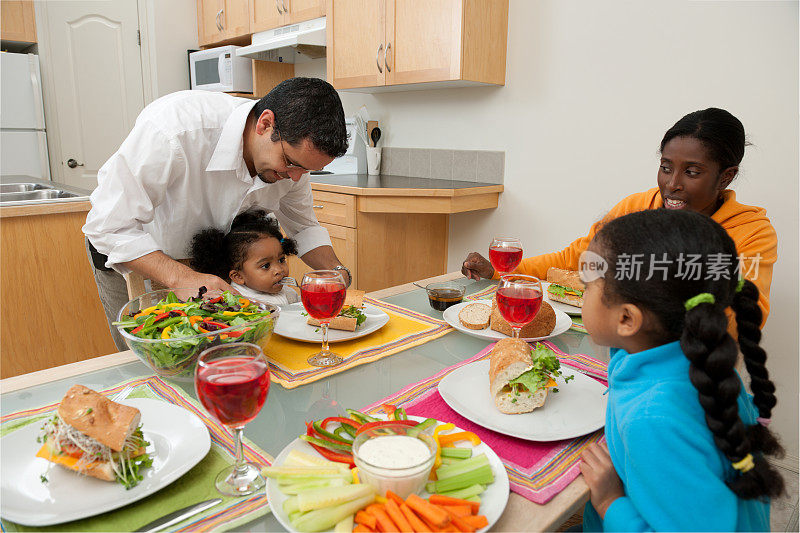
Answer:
141;0;198;101
299;0;799;459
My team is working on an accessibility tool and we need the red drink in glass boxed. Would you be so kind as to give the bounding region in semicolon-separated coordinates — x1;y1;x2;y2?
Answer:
196;356;270;426
496;286;543;327
301;282;346;320
489;246;523;274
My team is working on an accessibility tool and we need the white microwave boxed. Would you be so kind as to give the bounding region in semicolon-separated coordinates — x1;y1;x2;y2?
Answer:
189;45;253;93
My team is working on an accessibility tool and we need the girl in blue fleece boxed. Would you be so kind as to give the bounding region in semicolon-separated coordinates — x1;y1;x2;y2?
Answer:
577;209;784;531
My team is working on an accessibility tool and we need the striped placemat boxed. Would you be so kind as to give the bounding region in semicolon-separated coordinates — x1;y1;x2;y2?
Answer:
265;297;453;388
361;341;607;504
0;376;272;532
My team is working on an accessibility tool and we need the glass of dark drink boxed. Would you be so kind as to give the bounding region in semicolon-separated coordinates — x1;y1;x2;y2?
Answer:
301;270;347;367
489;238;523;279
496;274;543;338
195;342;270;496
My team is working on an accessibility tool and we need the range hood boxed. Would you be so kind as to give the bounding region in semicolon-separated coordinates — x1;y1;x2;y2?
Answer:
236;16;326;63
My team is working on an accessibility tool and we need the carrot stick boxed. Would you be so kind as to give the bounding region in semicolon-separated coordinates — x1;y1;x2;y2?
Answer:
386;490;406;507
428;495;480;515
418;515;449;533
385;499;414;533
441;506;476;533
400;503;432;533
463;515;488;530
366;503;399;532
439;505;471;518
406;494;450;529
356;510;378;530
354;525;375;533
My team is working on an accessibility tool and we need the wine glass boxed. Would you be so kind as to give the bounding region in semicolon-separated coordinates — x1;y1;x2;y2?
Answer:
489;238;523;279
496;274;543;338
301;270;347;367
195;342;271;496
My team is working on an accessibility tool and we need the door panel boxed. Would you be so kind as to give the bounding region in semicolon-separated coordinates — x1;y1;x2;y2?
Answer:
284;0;324;25
386;0;462;85
326;0;385;89
223;0;250;39
1;0;37;42
250;0;285;32
197;0;224;45
42;1;144;190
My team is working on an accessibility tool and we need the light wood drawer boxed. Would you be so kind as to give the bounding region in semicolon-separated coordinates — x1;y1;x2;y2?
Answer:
312;190;356;228
288;222;358;288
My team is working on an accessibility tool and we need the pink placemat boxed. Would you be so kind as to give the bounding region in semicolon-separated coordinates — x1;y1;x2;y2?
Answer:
361;341;607;504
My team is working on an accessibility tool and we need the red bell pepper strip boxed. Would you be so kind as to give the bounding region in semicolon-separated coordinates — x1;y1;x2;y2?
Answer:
202;320;229;330
306;440;355;467
131;324;144;334
305;422;353;447
225;330;245;337
321;417;362;430
355;419;418;436
152;312;171;322
207;296;223;304
382;403;397;418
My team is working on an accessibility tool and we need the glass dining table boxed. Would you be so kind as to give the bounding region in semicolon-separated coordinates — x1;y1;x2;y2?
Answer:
0;273;609;532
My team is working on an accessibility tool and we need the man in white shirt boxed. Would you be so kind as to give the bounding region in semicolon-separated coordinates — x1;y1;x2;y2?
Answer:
84;77;351;349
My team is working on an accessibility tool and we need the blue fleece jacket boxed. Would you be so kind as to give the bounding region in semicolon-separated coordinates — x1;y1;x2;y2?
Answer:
582;341;769;531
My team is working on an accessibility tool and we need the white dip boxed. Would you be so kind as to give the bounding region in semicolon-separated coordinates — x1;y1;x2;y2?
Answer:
357;435;431;469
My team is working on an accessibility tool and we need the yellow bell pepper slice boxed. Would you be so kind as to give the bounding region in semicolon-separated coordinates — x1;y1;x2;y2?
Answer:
238;298;250;307
431;423;455;477
160;326;172;339
438;431;481;447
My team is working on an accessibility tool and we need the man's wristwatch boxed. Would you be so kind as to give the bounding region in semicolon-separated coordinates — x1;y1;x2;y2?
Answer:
333;265;352;288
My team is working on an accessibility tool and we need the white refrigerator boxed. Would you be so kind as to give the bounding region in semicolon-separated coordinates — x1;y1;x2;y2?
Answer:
1;52;50;178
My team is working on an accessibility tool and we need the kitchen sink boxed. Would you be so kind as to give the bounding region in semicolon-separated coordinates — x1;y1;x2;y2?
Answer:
0;182;55;193
0;190;80;202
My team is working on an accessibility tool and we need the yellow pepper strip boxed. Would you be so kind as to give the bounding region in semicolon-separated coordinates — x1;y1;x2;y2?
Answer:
351;467;359;484
545;378;558;388
189;316;203;325
432;423;455;477
374;495;388;504
133;305;159;318
160;326;173;339
220;334;229;340
239;298;250;307
438;431;481;447
163;303;185;308
222;310;254;316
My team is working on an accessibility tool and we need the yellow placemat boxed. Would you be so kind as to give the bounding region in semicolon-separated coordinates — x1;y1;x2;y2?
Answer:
265;298;453;388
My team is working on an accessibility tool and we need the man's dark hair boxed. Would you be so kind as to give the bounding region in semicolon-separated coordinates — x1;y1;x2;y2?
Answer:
252;77;348;158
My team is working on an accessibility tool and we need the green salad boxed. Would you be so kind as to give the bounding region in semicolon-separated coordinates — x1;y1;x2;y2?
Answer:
113;288;276;377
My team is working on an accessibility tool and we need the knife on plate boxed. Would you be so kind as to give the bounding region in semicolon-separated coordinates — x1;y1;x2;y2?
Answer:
134;498;223;532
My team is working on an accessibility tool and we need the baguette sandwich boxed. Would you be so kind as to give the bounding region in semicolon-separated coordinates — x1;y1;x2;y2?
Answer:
546;268;585;308
489;339;573;414
307;290;367;332
36;385;152;488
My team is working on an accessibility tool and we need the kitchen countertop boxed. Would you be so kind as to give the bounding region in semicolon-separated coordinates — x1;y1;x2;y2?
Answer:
309;173;503;196
0;176;93;218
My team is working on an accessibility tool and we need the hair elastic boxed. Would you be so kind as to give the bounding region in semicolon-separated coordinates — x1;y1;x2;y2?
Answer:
735;279;745;293
756;417;771;427
731;453;755;473
280;238;285;244
684;293;715;311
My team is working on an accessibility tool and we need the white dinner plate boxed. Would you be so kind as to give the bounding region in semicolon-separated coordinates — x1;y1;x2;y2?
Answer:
274;302;390;343
267;416;510;533
541;281;583;316
442;301;572;342
0;398;211;526
438;360;607;441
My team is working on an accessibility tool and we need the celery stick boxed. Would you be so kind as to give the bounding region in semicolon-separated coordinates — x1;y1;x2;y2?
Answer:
289;510;303;522
464;495;481;504
275;475;351;485
292;494;375;532
441;457;461;465
280;477;348;494
284;496;300;514
334;514;354;532
297;483;375;512
263;466;345;478
427;464;494;493
440;447;472;459
436;453;490;479
437;483;487;499
283;450;351;472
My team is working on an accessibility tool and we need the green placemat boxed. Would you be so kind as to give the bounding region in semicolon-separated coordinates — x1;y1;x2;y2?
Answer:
1;376;272;532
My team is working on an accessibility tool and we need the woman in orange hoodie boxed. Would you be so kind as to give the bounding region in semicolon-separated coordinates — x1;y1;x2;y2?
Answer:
462;108;777;324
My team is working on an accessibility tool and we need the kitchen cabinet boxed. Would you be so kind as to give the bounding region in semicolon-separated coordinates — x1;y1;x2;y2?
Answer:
327;0;508;91
0;202;118;378
288;181;503;293
251;0;324;33
1;0;37;43
197;0;251;46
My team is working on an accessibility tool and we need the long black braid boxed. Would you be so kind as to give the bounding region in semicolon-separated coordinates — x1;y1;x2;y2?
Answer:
593;209;784;500
189;209;298;281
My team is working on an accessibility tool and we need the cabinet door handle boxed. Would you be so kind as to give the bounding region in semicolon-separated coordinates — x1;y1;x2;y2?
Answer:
215;8;223;31
385;42;392;72
275;0;283;14
312;204;324;209
376;43;384;73
281;0;288;14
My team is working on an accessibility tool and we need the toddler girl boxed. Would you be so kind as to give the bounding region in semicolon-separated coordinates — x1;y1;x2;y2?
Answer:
578;209;783;531
190;209;300;306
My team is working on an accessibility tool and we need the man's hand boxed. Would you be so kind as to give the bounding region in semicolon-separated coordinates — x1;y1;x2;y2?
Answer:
461;252;495;280
580;442;624;519
175;270;236;294
122;251;236;294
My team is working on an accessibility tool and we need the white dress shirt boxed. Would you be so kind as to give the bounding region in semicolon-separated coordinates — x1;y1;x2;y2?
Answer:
231;282;300;307
83;90;331;274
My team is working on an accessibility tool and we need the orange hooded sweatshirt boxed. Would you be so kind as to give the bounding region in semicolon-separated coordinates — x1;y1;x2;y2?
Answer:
509;188;777;324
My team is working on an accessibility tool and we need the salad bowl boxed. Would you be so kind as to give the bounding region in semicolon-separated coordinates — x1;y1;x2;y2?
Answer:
116;288;279;381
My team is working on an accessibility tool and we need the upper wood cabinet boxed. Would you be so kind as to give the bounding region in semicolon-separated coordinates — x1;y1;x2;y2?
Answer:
327;0;508;90
250;0;324;33
197;0;251;46
1;0;37;43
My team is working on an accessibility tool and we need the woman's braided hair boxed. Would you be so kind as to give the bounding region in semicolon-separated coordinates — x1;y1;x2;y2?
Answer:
189;209;298;281
593;209;783;500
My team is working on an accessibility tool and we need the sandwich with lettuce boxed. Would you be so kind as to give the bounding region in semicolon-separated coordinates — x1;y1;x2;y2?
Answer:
546;267;585;308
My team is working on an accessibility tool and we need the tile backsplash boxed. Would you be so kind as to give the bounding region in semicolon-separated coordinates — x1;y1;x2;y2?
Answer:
381;148;504;184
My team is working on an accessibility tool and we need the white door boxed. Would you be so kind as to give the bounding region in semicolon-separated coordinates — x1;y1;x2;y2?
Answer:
38;1;144;189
